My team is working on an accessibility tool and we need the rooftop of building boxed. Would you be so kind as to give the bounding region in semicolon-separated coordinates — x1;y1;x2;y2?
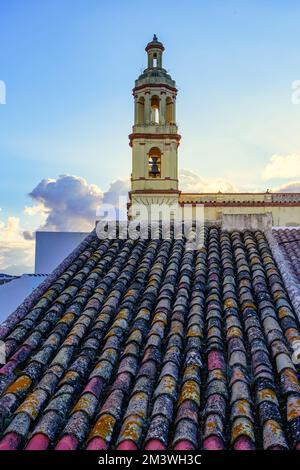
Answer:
0;226;300;450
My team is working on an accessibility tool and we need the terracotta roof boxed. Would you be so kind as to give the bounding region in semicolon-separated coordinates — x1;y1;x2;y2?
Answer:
0;227;300;450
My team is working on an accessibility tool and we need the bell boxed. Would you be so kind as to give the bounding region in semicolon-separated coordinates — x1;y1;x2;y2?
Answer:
151;164;160;174
149;156;160;176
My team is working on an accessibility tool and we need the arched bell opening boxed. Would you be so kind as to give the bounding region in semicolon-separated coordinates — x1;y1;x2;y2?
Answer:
151;95;160;124
148;147;162;178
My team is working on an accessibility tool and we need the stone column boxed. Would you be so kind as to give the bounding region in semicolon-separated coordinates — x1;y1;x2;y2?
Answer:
145;92;151;124
160;93;166;125
157;51;162;68
172;97;176;123
134;96;138;124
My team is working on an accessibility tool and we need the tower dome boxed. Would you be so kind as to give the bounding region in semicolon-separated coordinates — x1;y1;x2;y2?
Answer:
135;35;176;89
145;34;165;54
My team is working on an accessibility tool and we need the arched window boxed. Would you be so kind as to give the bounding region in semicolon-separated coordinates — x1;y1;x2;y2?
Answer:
148;147;161;178
151;95;160;124
153;53;158;68
137;96;145;124
166;97;174;124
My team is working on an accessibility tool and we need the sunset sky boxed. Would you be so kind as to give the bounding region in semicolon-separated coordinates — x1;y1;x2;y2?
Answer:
1;0;300;273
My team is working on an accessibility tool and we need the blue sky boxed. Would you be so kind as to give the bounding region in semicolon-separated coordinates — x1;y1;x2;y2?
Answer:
1;0;300;273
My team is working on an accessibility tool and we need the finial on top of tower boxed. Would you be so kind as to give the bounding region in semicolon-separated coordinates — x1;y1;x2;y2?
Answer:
145;35;165;53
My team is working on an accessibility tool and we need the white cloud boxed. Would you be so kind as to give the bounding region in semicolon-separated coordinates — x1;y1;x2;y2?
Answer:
27;174;103;231
24;203;45;216
0;217;34;275
26;175;132;232
101;178;130;220
262;154;300;180
1;175;131;275
271;181;300;193
102;178;130;206
179;168;238;193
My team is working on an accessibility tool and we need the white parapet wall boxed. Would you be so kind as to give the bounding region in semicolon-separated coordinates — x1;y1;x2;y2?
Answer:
221;213;273;232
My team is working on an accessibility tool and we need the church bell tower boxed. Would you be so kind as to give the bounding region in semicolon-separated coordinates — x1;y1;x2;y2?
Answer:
129;35;181;217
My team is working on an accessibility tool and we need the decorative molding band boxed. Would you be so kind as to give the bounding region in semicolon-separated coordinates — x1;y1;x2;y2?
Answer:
131;177;179;182
130;189;180;195
179;201;300;207
145;43;165;52
133;83;177;94
129;132;181;147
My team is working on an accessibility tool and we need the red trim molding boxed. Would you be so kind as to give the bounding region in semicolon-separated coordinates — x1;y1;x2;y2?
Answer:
182;192;268;196
179;201;300;207
131;177;179;182
181;192;300;196
145;44;165;52
182;191;300;199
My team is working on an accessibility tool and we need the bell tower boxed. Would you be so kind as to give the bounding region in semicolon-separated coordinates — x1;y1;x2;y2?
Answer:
129;35;181;216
